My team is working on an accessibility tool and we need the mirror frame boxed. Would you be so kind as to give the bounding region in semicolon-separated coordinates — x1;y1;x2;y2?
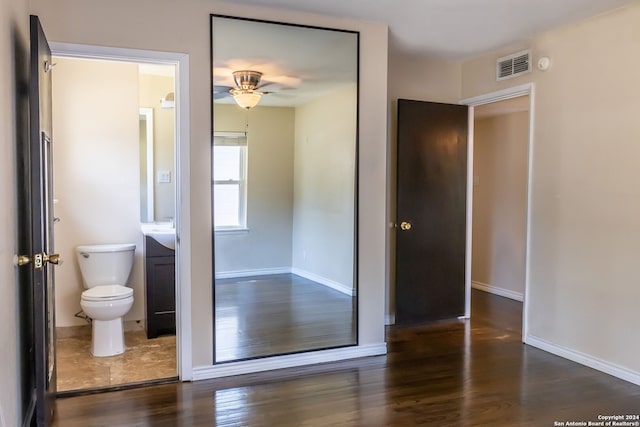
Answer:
140;107;154;223
210;14;360;364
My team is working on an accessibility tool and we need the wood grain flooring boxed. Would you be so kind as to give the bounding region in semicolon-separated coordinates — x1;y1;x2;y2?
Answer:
215;274;356;362
53;290;640;426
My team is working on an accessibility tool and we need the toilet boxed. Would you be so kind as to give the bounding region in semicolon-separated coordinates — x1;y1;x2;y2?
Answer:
76;243;136;357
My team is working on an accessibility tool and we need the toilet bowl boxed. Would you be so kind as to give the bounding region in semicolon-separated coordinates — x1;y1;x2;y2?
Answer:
76;244;136;357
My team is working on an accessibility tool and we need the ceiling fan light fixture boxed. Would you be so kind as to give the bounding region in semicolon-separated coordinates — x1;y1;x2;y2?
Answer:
161;91;175;109
231;90;262;109
233;70;263;90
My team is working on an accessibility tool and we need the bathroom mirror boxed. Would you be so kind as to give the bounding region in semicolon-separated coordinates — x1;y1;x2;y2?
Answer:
211;15;359;363
138;66;176;224
139;108;154;222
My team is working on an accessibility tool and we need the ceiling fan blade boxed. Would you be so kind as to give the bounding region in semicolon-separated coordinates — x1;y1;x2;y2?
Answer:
256;82;285;91
213;85;232;100
214;91;231;100
214;85;232;93
270;92;295;98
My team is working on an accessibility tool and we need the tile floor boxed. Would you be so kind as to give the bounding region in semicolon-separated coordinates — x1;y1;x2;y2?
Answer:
56;330;177;392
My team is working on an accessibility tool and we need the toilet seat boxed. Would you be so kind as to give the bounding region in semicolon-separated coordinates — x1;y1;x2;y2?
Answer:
81;285;133;302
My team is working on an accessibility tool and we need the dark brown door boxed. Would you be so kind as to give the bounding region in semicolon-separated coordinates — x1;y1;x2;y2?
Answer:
15;16;35;426
28;15;57;426
395;99;468;326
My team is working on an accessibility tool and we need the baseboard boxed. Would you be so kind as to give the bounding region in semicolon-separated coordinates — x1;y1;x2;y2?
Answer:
56;324;91;338
215;267;292;280
192;343;387;381
124;320;145;333
291;268;355;296
57;319;144;337
472;280;523;302
525;334;640;386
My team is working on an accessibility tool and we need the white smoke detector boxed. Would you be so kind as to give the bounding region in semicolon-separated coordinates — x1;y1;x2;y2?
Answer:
537;57;551;71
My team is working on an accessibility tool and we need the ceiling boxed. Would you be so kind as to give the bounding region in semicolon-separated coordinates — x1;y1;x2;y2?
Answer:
213;0;634;108
220;0;637;58
212;16;358;107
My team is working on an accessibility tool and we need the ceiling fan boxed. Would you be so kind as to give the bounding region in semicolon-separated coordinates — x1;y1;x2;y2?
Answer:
214;70;276;109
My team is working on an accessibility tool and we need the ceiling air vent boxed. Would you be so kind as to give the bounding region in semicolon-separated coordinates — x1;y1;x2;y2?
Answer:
496;49;531;81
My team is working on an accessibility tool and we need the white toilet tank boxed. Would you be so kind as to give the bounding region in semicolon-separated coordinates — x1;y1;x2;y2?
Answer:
76;243;136;289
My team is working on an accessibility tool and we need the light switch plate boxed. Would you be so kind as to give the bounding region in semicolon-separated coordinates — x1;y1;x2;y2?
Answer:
157;170;171;183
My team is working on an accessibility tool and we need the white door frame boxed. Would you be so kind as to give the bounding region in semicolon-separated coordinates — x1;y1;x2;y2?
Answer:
460;82;535;340
49;42;193;380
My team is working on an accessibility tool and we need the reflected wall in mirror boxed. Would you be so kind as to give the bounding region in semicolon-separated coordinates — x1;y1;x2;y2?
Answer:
139;64;176;224
211;15;359;363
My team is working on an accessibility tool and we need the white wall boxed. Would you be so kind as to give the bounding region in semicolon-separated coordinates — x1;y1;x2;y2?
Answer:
472;111;529;298
215;90;358;289
0;0;28;423
213;104;295;274
462;3;640;378
31;0;388;368
292;85;356;290
52;57;145;327
388;51;462;104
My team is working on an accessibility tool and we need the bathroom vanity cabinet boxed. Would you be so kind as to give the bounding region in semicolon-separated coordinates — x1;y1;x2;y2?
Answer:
144;236;176;339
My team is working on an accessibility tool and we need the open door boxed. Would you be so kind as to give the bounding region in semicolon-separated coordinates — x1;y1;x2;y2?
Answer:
19;15;58;426
395;99;468;326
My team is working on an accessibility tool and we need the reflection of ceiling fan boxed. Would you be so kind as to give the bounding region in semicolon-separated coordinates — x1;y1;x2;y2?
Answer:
215;70;274;110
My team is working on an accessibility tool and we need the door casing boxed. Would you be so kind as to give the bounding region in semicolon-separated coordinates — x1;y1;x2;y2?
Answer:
48;42;193;380
461;82;535;339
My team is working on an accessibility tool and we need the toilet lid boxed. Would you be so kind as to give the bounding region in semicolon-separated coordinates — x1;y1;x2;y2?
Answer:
82;285;133;301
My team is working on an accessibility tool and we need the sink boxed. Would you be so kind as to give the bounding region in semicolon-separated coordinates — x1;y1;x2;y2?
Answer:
141;223;176;250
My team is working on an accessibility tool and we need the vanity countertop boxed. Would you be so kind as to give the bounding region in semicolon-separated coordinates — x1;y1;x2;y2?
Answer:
141;223;175;250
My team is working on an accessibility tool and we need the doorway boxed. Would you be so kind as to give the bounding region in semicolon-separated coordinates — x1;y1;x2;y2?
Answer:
47;44;191;392
394;84;534;337
463;84;535;337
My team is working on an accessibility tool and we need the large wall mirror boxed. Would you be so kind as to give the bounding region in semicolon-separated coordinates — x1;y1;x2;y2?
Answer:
211;15;359;363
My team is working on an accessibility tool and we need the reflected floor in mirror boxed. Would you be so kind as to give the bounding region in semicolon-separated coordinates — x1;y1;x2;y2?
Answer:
56;330;177;392
215;273;356;362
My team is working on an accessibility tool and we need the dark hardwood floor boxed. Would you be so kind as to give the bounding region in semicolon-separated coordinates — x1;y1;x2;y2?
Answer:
215;274;356;362
53;290;640;426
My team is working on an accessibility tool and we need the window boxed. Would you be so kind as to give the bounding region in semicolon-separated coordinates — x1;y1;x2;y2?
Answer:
213;132;247;230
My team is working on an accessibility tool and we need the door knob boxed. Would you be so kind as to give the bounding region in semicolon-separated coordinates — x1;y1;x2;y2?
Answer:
43;253;62;265
15;253;62;268
16;255;32;266
400;221;412;231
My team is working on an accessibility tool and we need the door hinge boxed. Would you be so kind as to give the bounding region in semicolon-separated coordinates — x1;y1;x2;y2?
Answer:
44;60;57;73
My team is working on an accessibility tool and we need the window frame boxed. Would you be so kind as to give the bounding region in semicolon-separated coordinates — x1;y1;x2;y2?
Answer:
213;132;248;232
